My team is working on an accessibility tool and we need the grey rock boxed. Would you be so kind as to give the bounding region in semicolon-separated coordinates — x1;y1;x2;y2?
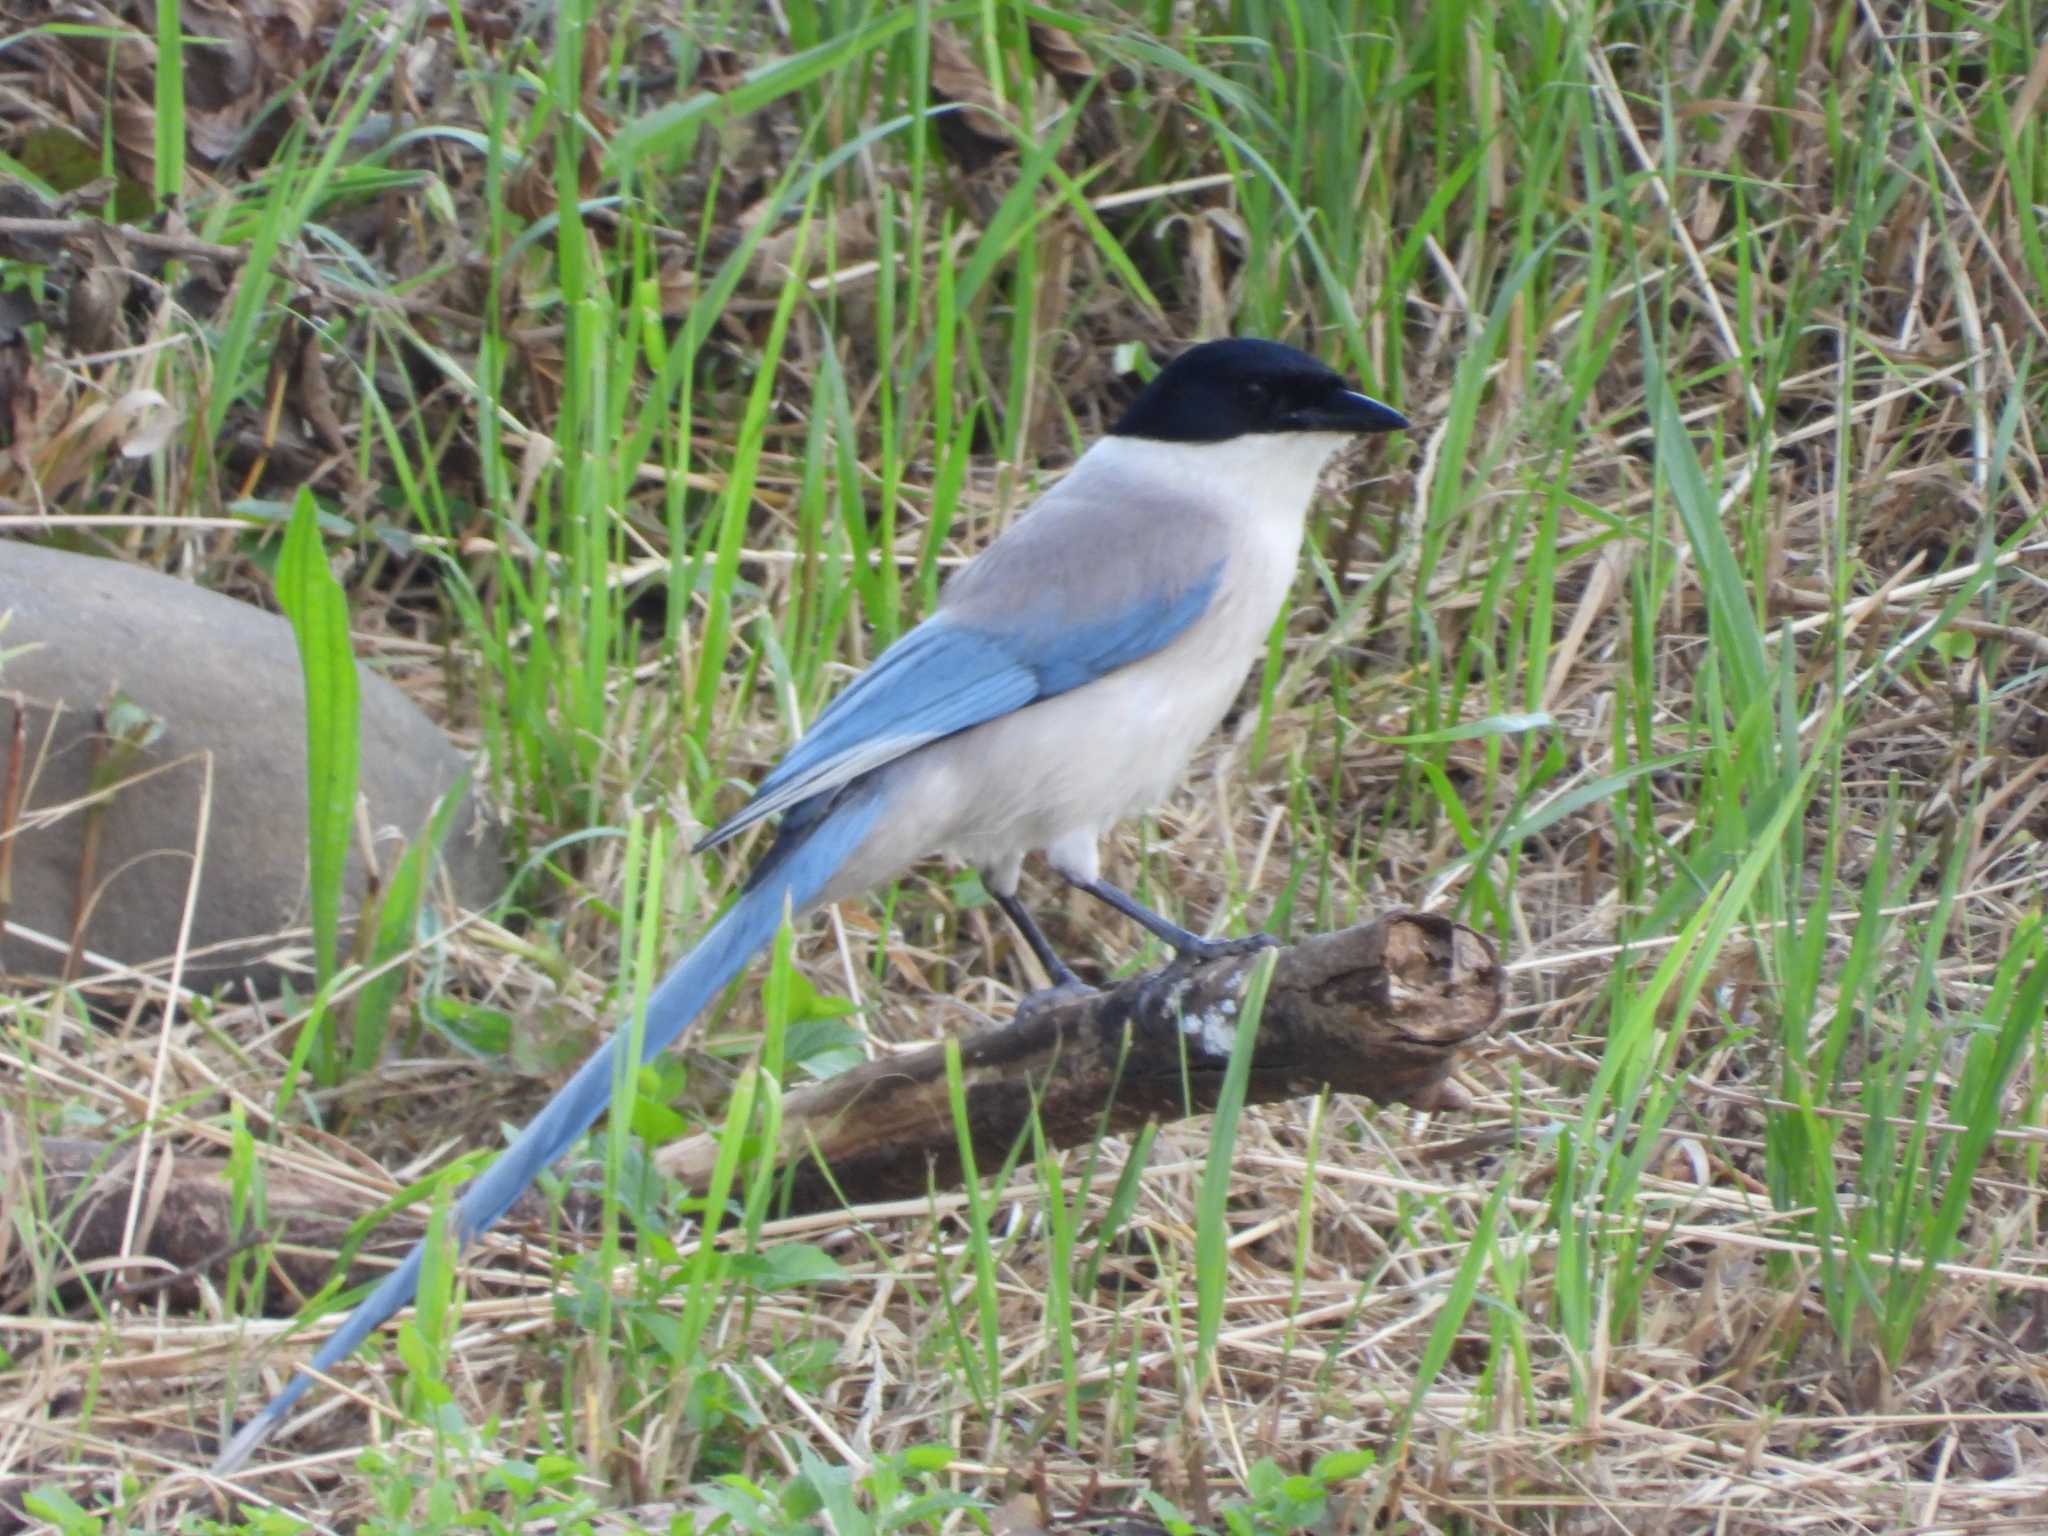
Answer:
0;539;504;997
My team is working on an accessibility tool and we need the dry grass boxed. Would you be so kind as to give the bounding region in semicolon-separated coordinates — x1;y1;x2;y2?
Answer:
2;0;2047;1531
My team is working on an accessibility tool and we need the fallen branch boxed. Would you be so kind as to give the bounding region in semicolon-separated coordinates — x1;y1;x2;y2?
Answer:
657;910;1499;1211
3;912;1500;1309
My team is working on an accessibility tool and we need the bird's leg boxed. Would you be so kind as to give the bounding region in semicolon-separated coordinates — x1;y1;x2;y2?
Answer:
1062;875;1278;965
992;890;1095;1006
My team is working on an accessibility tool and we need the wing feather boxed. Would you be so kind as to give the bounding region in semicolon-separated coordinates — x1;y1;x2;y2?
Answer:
696;558;1222;852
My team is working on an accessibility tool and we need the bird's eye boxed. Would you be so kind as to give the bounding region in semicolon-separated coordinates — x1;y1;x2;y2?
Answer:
1242;380;1271;407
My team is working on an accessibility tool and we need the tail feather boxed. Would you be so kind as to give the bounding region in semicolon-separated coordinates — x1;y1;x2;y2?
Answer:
214;787;884;1474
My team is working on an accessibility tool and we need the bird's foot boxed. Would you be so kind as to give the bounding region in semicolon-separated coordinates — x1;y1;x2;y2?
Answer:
1166;931;1280;968
1016;977;1098;1019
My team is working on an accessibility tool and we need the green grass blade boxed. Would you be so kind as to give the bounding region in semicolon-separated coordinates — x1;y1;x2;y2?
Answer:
274;486;360;1001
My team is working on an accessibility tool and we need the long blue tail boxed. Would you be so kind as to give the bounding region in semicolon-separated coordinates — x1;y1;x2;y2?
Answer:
213;788;884;1472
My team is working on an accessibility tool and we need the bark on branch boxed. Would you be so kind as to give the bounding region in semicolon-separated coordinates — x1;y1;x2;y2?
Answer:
3;912;1500;1310
657;909;1500;1211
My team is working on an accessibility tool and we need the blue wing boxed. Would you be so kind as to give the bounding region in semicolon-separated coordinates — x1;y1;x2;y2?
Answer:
697;560;1223;852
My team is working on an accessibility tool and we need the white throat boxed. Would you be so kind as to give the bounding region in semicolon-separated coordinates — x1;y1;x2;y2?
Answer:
1072;432;1350;525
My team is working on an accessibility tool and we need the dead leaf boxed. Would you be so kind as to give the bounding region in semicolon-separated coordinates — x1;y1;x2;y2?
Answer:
1158;207;1244;339
989;1493;1051;1536
64;268;127;356
187;104;254;164
928;26;1012;173
191;0;333;75
292;318;349;462
25;385;156;498
181;5;258;111
1029;23;1136;92
744;203;878;293
0;334;36;459
653;257;698;318
0;182;65;264
107;100;159;204
695;44;744;93
113;389;178;459
1026;24;1122;171
0;288;36;348
505;145;556;224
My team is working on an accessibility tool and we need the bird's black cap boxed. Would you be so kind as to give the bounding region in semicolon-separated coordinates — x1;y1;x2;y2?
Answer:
1109;338;1408;443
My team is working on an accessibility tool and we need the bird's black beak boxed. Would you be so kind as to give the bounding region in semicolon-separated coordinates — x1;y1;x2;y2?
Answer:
1286;388;1409;434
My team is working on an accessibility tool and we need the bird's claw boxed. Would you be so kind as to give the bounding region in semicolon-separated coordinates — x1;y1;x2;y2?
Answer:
1016;977;1098;1018
1168;931;1280;968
